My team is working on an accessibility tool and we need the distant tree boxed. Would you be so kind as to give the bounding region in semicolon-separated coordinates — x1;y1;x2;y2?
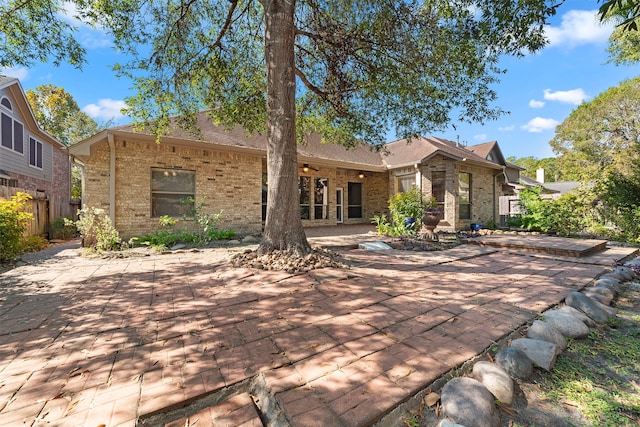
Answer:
26;84;107;199
549;76;640;182
26;84;104;146
2;0;562;257
506;156;562;182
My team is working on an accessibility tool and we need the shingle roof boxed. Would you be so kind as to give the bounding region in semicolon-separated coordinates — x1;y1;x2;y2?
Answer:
466;141;496;159
112;112;386;168
382;136;502;169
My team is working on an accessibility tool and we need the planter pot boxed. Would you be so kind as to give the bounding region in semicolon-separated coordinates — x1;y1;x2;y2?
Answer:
421;209;442;241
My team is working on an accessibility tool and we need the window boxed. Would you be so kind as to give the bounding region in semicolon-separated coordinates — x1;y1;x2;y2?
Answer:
1;97;24;153
29;137;43;168
314;178;329;219
432;171;445;220
299;176;311;219
347;182;363;218
397;174;416;192
151;168;195;217
458;172;471;220
1;113;11;149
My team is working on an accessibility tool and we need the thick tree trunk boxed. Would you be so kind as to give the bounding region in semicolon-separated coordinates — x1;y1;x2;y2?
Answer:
259;0;311;255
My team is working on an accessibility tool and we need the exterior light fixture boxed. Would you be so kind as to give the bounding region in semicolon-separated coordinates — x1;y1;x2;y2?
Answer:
358;171;365;179
303;164;310;173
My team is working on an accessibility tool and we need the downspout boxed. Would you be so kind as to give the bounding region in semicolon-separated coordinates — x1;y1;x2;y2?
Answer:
108;133;116;224
494;167;507;226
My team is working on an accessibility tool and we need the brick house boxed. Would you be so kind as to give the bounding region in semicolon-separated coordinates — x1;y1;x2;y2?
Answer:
69;112;515;238
0;76;72;236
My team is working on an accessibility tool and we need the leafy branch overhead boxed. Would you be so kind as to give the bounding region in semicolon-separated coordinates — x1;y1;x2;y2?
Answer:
10;0;560;147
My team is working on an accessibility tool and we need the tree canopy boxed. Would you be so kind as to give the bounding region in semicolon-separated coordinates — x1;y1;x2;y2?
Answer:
506;156;563;182
2;0;563;255
549;76;640;182
26;84;103;146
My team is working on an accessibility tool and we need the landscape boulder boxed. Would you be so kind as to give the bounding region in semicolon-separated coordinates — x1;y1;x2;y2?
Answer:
541;310;589;339
565;291;612;323
441;377;499;427
495;346;533;380
511;338;558;371
526;320;566;353
471;361;514;405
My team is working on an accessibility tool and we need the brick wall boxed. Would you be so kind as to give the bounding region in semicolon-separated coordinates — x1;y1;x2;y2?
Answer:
82;138;263;239
335;169;389;225
10;146;70;200
417;156;498;232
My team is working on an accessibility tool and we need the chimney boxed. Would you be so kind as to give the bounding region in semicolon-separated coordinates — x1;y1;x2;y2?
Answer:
536;167;545;183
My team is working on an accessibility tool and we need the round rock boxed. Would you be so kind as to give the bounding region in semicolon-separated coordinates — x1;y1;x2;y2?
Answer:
526;320;566;353
557;305;596;327
472;361;514;405
583;290;612;306
495;346;533;380
511;338;558;371
542;309;590;339
565;291;611;323
614;266;635;281
441;377;500;427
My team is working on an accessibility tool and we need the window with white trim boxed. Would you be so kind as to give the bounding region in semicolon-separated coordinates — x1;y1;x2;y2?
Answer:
1;97;24;154
29;137;43;169
151;168;196;217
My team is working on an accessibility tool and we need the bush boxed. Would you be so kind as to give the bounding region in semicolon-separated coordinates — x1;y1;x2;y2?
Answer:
0;192;33;261
51;216;77;240
131;210;236;251
75;206;122;252
20;235;49;253
517;187;554;232
388;187;429;233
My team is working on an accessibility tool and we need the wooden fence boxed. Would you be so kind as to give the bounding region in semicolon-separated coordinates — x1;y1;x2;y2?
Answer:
0;186;77;238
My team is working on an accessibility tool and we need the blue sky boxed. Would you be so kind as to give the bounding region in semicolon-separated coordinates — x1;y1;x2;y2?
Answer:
2;0;639;160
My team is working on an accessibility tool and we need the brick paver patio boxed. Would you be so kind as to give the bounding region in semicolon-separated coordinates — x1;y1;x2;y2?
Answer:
0;236;634;426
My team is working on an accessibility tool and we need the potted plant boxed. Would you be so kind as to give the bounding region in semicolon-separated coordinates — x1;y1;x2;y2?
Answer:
422;195;442;235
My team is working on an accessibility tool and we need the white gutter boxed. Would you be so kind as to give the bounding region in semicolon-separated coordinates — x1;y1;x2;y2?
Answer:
108;133;116;224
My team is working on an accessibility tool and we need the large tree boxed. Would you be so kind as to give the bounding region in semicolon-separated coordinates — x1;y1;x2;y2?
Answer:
549;76;640;182
26;84;103;146
26;84;106;199
599;0;640;64
2;0;561;256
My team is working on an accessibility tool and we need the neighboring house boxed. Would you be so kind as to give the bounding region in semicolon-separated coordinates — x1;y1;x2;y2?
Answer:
0;76;72;236
69;111;515;238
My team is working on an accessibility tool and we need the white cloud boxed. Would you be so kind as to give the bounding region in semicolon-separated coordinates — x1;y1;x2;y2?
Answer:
473;133;488;141
529;99;545;108
544;10;613;48
60;2;112;48
521;117;560;133
543;88;589;105
498;125;515;132
83;99;127;120
0;66;29;80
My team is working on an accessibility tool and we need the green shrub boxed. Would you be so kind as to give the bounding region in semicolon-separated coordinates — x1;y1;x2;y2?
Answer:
517;187;554;232
388;187;429;233
21;235;49;253
0;192;33;261
75;206;122;252
371;214;391;235
51;216;77;240
550;192;590;236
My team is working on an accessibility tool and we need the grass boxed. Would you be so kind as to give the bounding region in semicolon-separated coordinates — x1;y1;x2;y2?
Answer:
538;284;640;426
